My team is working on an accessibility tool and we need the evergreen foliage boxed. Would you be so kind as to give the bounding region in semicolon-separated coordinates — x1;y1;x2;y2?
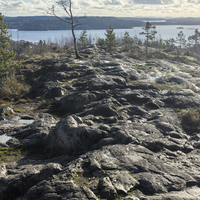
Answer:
97;38;105;46
166;38;176;51
0;14;16;82
140;22;157;55
105;25;116;52
176;31;186;54
122;31;133;50
188;29;200;50
79;29;88;47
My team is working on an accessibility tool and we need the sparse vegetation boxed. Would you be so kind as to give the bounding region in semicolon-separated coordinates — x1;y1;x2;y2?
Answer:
0;146;24;163
0;77;30;99
180;108;200;132
5;22;200;64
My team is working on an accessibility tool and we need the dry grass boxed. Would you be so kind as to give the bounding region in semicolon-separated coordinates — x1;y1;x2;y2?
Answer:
177;108;200;134
0;77;30;99
0;146;25;163
181;109;200;128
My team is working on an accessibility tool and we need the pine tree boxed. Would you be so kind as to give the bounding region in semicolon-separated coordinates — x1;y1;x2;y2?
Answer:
122;31;133;50
97;38;105;46
105;25;116;52
167;38;176;51
176;31;186;54
188;29;200;51
140;22;157;56
79;29;88;47
0;14;15;82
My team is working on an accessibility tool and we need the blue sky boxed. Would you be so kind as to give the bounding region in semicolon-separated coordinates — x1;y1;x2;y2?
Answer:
1;0;200;17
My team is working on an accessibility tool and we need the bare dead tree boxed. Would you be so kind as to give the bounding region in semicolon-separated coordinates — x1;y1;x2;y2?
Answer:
48;0;81;59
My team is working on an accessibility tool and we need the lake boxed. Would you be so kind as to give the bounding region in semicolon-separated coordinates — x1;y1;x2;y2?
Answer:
8;25;200;44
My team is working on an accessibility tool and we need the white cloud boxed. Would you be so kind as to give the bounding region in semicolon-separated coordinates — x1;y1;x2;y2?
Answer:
0;0;199;17
187;0;200;3
133;0;174;4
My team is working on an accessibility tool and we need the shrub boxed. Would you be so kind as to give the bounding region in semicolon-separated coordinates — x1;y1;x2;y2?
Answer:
179;108;200;133
0;77;30;99
181;109;200;127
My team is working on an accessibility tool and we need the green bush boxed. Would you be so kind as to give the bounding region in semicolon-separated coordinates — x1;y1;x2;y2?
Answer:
0;146;23;163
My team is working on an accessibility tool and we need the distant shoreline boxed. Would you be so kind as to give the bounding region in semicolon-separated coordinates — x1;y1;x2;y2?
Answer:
5;16;200;31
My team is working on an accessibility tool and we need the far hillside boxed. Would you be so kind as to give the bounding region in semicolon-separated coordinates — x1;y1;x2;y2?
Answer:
5;16;200;31
5;16;145;31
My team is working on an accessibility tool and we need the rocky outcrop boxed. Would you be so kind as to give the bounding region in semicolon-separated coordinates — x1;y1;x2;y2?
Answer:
1;47;200;199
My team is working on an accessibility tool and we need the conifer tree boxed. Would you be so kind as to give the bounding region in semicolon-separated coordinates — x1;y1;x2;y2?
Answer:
97;38;105;46
105;25;116;52
0;13;15;82
167;38;176;51
140;22;157;56
79;29;88;47
188;29;200;51
176;31;186;54
122;31;133;50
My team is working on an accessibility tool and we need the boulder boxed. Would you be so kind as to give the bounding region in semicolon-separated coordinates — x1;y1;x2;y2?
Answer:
48;115;105;154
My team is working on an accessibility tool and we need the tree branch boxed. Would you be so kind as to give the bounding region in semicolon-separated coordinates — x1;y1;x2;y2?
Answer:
48;5;72;24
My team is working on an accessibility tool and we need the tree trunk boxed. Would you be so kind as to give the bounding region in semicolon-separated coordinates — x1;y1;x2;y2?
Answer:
72;28;81;59
146;37;148;56
71;26;80;59
69;1;81;59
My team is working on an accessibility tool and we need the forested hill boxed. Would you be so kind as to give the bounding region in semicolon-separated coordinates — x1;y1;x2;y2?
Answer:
5;16;200;31
5;16;145;31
